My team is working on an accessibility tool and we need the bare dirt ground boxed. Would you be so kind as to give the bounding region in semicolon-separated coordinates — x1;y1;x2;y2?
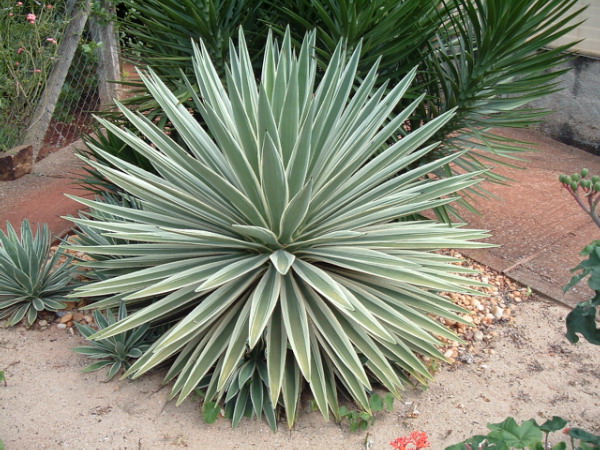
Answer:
1;292;598;450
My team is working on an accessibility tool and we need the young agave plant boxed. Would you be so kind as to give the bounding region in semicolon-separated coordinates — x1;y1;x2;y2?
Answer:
73;303;154;380
0;220;75;327
69;30;492;427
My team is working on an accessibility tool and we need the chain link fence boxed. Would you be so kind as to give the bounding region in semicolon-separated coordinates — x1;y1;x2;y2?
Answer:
1;0;119;162
41;33;101;158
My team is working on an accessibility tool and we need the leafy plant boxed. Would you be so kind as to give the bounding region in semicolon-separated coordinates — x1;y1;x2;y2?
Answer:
73;303;155;380
0;220;75;327
79;126;158;194
109;0;583;218
559;169;600;229
119;0;269;80
0;370;5;386
338;393;395;432
70;192;146;281
68;30;491;428
446;416;600;450
197;346;278;430
559;169;600;345
0;1;68;151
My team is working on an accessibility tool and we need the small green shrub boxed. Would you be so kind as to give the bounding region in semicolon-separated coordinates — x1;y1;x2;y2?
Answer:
338;393;395;432
559;170;600;345
0;1;68;151
0;220;75;327
446;416;600;450
73;303;155;380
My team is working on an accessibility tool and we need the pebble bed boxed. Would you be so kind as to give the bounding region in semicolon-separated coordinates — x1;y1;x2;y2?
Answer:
437;250;530;366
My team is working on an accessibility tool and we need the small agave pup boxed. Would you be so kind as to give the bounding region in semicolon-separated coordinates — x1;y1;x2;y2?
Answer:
68;30;492;427
0;220;75;327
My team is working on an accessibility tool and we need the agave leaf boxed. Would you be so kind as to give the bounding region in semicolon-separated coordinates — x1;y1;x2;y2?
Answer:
281;357;301;429
269;250;295;276
307;333;330;420
266;306;287;405
292;259;354;310
197;255;269;291
278;181;313;243
260;133;289;233
231;384;250;428
280;275;312;381
249;372;264;419
248;266;282;348
81;360;113;373
218;299;252;391
232;225;281;248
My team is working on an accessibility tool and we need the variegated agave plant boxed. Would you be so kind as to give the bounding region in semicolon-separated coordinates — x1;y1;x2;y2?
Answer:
69;30;492;427
0;220;75;327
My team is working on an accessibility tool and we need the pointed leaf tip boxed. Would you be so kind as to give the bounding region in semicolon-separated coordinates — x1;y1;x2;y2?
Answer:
270;250;295;275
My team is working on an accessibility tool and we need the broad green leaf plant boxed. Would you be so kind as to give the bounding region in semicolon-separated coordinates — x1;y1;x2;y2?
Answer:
0;220;75;327
69;30;491;427
560;169;600;346
446;416;600;450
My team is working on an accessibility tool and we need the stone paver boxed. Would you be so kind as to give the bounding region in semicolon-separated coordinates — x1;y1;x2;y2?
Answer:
459;128;600;307
0;140;90;239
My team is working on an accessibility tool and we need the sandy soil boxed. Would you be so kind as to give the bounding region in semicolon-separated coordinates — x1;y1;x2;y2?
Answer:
1;294;598;450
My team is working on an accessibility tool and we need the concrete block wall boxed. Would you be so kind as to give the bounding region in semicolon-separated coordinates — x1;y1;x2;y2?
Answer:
528;55;600;156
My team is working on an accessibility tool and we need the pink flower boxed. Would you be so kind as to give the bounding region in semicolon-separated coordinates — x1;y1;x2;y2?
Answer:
46;4;53;9
9;12;14;16
17;47;25;54
33;69;41;73
16;1;23;5
46;38;57;44
15;62;20;67
26;13;36;23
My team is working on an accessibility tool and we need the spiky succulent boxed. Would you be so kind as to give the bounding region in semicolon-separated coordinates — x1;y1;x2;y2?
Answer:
0;220;75;327
70;192;145;281
73;303;155;379
69;30;491;427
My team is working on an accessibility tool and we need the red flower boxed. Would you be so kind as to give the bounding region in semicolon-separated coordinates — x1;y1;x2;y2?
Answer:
390;436;411;450
390;431;430;449
563;428;571;435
